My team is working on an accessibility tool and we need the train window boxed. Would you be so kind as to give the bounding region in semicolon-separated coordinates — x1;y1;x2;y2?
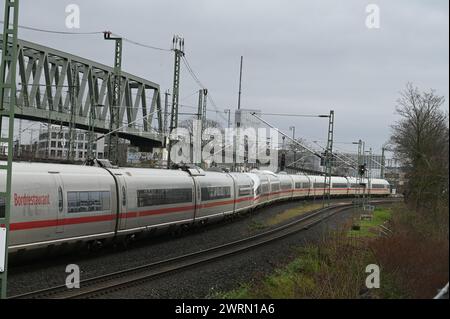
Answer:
0;197;5;218
58;187;63;212
271;183;280;191
122;186;127;206
313;183;326;188
372;184;385;189
281;182;291;190
256;186;261;196
261;183;269;194
137;188;193;207
295;182;302;189
332;183;348;188
67;191;110;213
201;186;231;201
238;185;252;197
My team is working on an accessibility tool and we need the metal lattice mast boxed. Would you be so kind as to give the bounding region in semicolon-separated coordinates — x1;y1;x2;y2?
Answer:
67;64;78;161
104;32;122;165
167;35;184;169
202;88;207;128
87;74;97;160
322;110;334;207
0;0;19;299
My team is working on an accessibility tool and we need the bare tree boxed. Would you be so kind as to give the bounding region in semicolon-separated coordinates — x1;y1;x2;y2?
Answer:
390;83;449;209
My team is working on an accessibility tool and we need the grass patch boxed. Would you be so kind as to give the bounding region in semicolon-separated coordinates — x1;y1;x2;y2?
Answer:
217;203;448;299
348;207;392;238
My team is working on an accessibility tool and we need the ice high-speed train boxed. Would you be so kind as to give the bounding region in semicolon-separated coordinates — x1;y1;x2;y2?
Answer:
0;161;390;254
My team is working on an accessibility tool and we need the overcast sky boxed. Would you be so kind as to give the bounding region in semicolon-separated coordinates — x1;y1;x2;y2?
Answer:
2;0;449;155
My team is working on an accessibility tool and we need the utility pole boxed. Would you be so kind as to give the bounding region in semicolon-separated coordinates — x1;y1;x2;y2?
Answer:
167;35;184;169
0;0;19;299
322;110;334;207
197;89;203;123
104;31;122;165
202;89;207;128
237;56;243;110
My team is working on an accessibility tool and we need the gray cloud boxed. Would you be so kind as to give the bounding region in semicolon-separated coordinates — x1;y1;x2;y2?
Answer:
3;0;448;154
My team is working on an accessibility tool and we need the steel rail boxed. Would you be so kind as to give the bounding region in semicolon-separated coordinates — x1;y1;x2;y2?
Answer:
10;199;398;299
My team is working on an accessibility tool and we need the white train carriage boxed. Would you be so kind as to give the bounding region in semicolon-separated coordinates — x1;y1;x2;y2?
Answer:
228;172;256;213
310;175;327;197
252;171;270;206
1;160;391;255
3;162;117;253
110;167;196;236
291;174;312;199
254;170;282;203
331;177;350;196
193;171;235;220
277;173;294;200
369;178;390;196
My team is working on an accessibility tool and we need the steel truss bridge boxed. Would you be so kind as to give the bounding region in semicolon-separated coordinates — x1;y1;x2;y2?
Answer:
0;37;164;149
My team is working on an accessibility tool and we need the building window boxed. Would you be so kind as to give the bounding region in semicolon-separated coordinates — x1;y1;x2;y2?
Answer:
78;143;83;149
50;150;56;157
201;186;231;201
137;188;193;207
57;150;62;157
51;141;56;148
51;132;57;139
67;191;110;213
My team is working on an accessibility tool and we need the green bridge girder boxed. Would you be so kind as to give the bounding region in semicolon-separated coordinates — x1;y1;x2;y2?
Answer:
0;37;164;149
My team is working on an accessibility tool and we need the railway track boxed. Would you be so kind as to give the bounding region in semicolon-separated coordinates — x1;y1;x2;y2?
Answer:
11;199;399;299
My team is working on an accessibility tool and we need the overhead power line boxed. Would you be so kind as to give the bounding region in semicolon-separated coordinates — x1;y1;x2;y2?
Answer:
0;20;103;35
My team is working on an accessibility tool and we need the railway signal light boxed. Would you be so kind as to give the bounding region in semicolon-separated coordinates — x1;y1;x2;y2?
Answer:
358;164;367;176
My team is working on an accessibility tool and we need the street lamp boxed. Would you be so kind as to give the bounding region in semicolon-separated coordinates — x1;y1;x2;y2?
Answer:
224;109;231;128
289;126;296;168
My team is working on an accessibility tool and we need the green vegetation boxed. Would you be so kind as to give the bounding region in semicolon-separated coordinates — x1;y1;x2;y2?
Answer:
348;207;392;238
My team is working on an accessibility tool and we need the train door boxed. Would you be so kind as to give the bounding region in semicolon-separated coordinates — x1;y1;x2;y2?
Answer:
53;173;65;234
116;175;128;230
192;177;201;221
